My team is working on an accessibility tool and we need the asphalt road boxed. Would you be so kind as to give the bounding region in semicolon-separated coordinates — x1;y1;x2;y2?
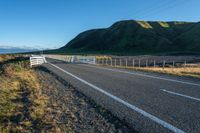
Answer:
43;58;200;133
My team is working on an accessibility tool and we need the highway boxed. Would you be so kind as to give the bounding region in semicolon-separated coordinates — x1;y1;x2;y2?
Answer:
44;58;200;133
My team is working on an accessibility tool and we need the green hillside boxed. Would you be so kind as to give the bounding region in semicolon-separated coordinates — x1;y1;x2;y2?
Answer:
58;20;200;55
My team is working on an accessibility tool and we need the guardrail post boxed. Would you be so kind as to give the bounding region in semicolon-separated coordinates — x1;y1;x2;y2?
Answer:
106;58;108;65
115;58;116;67
126;59;128;67
154;60;156;67
111;58;112;66
132;59;135;68
120;59;122;66
173;61;175;68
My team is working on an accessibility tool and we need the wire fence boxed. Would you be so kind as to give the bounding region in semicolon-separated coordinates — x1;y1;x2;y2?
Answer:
96;58;200;69
43;54;200;69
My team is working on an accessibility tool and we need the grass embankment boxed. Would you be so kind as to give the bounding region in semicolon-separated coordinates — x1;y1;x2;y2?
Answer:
99;63;200;78
135;66;200;78
0;55;50;132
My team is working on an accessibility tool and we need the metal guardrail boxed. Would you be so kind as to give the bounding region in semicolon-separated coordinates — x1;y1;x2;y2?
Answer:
44;55;96;64
30;55;46;67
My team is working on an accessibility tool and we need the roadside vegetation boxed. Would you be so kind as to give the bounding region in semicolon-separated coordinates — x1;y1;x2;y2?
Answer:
97;63;200;78
133;65;200;78
0;55;133;132
0;55;50;132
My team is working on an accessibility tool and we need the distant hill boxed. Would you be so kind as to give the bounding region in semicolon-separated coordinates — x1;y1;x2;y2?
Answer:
0;46;38;54
58;20;200;55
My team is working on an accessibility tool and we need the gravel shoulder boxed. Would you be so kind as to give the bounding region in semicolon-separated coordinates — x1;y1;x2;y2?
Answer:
35;66;135;133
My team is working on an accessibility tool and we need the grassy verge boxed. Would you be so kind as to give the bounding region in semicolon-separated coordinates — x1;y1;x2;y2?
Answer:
98;64;200;78
0;55;50;132
135;66;200;78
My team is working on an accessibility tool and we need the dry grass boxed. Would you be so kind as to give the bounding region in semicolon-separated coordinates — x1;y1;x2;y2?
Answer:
98;63;200;78
0;55;15;62
0;55;50;132
135;67;200;78
95;55;111;60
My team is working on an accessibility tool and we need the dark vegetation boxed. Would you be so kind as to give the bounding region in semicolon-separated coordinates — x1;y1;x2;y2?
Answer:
46;20;200;55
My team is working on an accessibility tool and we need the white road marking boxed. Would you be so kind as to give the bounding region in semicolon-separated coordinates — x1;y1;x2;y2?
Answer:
80;64;200;87
161;89;200;102
48;62;185;133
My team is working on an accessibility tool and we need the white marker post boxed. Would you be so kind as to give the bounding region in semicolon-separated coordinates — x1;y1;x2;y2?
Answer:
138;59;141;68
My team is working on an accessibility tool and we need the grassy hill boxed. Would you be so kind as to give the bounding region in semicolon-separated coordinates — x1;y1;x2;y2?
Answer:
53;20;200;55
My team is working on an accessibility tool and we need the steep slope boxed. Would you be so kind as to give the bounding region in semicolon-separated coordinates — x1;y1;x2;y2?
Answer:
174;22;200;51
60;20;199;54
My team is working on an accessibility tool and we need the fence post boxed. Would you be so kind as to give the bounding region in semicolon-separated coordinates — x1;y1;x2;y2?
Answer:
132;59;135;68
126;59;128;67
184;61;186;67
163;60;165;70
96;58;98;64
138;59;141;68
111;58;112;66
120;59;122;66
146;60;148;67
115;58;116;67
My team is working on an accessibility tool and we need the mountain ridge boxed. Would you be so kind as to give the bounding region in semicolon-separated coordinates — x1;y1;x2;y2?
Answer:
60;20;200;55
0;46;39;54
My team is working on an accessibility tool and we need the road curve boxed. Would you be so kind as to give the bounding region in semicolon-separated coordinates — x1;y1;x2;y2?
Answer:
43;58;200;133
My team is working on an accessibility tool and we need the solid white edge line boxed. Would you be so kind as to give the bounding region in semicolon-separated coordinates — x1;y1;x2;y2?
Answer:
161;89;200;102
80;64;200;87
48;62;185;133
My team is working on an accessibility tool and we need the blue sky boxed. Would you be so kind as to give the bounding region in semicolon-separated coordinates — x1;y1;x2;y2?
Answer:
0;0;199;49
